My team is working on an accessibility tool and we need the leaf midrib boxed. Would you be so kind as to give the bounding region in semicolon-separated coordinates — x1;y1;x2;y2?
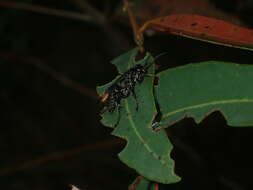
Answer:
124;99;167;166
163;98;253;119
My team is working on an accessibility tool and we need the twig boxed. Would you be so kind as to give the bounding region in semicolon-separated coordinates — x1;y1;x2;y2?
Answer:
73;0;106;25
218;175;244;190
154;183;159;190
128;176;143;190
26;57;98;100
123;0;144;52
0;2;95;23
0;52;98;100
0;139;122;176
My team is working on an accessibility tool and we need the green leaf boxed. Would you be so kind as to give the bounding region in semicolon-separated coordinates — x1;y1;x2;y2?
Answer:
97;48;180;184
156;61;253;128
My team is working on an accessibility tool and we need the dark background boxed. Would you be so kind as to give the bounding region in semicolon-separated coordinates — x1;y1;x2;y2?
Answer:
1;0;253;189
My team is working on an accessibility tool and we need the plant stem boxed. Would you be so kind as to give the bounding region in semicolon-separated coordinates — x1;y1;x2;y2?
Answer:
123;0;144;52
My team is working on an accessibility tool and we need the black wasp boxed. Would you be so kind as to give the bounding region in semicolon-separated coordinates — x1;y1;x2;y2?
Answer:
100;58;155;127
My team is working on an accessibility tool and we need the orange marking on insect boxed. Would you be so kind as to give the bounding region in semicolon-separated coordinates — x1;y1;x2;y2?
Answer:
100;93;109;102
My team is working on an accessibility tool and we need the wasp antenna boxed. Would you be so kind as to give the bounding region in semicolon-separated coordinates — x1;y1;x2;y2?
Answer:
144;58;156;69
154;52;168;61
144;52;168;69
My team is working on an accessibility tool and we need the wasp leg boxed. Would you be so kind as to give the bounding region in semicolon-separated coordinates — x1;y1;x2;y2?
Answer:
114;104;122;127
132;89;139;111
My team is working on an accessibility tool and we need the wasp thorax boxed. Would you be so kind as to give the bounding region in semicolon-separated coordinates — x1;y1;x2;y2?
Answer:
100;60;155;127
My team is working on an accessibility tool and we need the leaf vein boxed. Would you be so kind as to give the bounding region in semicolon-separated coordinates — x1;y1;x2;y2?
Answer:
163;98;253;118
125;100;166;165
